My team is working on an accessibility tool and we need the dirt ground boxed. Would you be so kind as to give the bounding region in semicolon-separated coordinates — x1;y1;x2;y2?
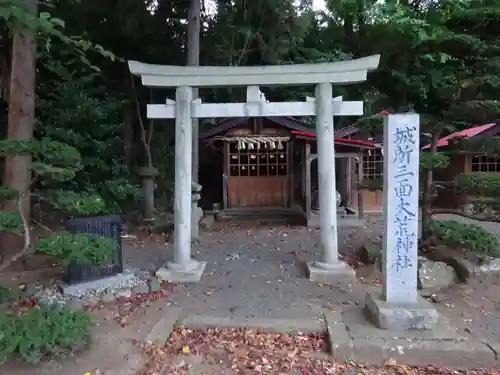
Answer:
2;216;500;374
0;297;169;375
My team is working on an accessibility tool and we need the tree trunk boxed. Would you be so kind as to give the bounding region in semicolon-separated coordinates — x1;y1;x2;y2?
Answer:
421;126;443;240
1;0;37;255
122;103;134;169
187;0;201;182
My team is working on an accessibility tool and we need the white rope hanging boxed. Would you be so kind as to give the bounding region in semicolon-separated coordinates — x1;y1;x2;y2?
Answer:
215;136;290;150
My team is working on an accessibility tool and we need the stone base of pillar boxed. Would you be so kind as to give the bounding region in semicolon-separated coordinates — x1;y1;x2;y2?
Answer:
364;292;439;330
156;260;207;284
306;261;356;285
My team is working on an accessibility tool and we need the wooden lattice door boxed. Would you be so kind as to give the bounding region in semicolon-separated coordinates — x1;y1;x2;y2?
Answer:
227;142;290;208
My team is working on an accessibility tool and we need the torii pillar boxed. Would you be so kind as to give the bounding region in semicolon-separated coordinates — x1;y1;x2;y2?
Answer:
305;83;357;284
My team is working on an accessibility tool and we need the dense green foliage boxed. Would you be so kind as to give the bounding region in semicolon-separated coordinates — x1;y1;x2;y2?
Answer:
1;0;499;212
0;305;92;364
454;172;500;197
426;220;500;257
420;152;450;171
35;232;116;266
0;103;118;265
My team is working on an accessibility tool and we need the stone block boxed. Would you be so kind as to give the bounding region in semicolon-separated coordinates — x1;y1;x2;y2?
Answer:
132;283;150;294
350;337;496;369
147;278;162;292
59;272;136;298
359;241;382;265
181;315;324;334
419;259;456;291
200;214;215;230
156;261;207;283
364;292;439;330
323;310;353;361
306;261;356;285
145;306;182;345
101;292;117;304
115;288;132;299
342;306;462;341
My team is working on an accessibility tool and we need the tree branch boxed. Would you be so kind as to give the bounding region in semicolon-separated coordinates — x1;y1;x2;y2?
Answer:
130;74;153;168
0;191;32;273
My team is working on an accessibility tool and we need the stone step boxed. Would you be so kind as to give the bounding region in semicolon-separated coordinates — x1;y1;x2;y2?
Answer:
216;209;306;224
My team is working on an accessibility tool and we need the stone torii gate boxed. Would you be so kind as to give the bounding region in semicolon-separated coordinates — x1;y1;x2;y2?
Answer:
129;55;380;283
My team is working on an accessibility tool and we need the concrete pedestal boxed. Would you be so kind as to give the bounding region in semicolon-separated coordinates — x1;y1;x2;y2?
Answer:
364;292;439;330
156;260;207;283
306;260;356;285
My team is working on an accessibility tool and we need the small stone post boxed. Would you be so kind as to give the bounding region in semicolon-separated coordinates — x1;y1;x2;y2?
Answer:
306;83;355;284
137;166;158;224
191;181;203;241
365;114;438;330
156;86;206;283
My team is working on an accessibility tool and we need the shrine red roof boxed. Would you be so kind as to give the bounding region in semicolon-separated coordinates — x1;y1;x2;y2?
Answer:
421;123;497;149
290;130;379;148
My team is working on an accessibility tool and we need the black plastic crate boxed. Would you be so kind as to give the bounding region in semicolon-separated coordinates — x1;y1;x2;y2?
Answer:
64;215;123;284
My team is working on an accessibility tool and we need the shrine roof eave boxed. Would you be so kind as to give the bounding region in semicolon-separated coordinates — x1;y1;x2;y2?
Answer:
128;55;380;88
291;130;380;149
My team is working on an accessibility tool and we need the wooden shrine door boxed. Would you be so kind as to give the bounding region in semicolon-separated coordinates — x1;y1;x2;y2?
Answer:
227;142;290;208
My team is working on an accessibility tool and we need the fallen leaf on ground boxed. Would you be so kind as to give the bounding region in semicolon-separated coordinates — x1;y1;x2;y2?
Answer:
136;327;499;375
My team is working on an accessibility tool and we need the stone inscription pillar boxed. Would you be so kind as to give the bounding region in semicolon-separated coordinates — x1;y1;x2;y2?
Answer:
365;114;438;330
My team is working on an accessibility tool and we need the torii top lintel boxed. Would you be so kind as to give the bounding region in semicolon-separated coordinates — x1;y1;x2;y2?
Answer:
128;55;380;88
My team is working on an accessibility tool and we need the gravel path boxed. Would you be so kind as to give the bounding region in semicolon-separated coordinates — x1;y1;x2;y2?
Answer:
123;214;500;342
124;221;383;320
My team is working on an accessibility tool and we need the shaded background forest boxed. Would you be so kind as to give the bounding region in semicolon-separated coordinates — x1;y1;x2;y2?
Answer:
2;0;500;217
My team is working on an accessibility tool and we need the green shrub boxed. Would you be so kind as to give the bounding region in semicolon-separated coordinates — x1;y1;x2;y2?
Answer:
35;231;116;266
454;172;500;197
0;285;15;303
0;305;93;364
0;211;23;232
426;219;500;256
420;152;450;170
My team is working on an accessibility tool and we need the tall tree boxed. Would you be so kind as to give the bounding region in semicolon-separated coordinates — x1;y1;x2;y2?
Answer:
3;0;37;221
188;0;201;182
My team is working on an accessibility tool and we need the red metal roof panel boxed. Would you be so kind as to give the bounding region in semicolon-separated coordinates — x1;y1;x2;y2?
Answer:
291;130;379;147
421;123;496;149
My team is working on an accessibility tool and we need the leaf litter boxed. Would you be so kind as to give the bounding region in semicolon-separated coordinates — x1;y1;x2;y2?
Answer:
136;327;498;375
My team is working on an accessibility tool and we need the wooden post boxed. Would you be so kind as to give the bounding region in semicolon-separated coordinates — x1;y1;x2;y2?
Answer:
357;157;364;220
305;143;312;220
288;138;294;208
222;142;229;210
